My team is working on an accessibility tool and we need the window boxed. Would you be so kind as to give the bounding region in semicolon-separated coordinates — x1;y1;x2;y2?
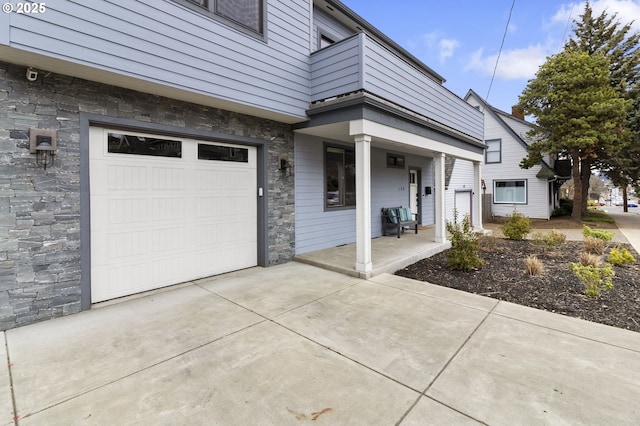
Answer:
319;33;335;49
494;180;527;204
386;154;405;169
325;145;356;209
107;133;182;158
485;139;501;163
182;0;264;35
198;143;248;162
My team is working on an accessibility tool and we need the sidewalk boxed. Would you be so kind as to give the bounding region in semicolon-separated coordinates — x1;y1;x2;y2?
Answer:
3;259;640;425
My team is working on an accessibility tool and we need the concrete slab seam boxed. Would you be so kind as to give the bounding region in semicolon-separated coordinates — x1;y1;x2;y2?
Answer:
492;308;640;355
10;319;267;422
366;276;498;313
396;302;500;425
2;333;16;426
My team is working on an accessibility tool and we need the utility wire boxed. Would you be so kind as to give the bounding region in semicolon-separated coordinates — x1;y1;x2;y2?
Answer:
561;3;575;48
486;0;516;101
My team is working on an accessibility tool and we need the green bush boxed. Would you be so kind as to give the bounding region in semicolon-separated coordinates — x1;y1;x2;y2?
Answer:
569;262;614;298
445;210;485;271
553;198;574;217
608;246;636;266
501;210;531;240
530;230;566;251
582;225;615;242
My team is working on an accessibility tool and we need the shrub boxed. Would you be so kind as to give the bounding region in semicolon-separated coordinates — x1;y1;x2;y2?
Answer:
582;225;615;242
552;198;574;217
569;262;614;298
501;210;531;240
524;256;543;275
530;230;566;251
579;252;599;267
583;236;605;255
608;246;636;266
446;210;485;271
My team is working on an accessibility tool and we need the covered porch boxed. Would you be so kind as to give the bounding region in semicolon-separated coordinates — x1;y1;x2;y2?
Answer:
294;226;450;279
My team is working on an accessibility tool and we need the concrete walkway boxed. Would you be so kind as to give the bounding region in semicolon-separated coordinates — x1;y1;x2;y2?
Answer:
3;211;640;425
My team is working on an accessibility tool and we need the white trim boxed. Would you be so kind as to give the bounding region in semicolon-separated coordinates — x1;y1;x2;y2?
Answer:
354;134;372;273
349;119;484;162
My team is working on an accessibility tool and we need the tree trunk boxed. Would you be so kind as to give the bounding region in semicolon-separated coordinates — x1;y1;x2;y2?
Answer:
571;151;583;221
623;186;628;213
580;157;592;217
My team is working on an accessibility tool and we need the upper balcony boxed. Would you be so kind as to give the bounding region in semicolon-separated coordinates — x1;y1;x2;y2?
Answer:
309;33;483;141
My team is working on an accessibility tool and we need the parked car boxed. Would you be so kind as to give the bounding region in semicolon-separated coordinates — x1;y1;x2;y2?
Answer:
628;201;639;207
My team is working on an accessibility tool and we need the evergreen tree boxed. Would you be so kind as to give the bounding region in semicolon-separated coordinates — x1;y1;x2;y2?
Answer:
565;1;640;212
517;50;632;220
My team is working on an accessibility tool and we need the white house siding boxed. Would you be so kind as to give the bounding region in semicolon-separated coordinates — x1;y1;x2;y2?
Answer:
445;159;476;224
1;0;313;120
294;135;434;254
466;92;551;220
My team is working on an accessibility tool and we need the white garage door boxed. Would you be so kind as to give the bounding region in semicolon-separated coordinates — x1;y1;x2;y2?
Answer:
89;127;257;303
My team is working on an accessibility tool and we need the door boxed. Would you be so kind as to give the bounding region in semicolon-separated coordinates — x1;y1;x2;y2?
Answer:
409;169;419;216
89;127;258;302
455;190;472;223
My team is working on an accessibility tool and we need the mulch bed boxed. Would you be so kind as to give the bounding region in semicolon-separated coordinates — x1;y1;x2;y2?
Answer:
396;238;640;333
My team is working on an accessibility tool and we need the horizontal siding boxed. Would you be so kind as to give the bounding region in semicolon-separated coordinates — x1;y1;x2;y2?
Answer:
363;38;483;140
445;159;476;223
5;0;312;119
482;112;550;219
312;7;355;51
310;33;484;141
294;134;435;254
309;35;361;100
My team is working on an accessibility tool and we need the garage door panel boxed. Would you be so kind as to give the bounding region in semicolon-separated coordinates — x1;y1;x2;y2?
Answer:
151;226;186;252
90;128;258;303
151;197;186;221
107;164;148;191
151;166;186;190
107;198;149;225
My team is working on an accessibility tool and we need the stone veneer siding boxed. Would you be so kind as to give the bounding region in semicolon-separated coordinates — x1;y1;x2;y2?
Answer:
0;61;295;330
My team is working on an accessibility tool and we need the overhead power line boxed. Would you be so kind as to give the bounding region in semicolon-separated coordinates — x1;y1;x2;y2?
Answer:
486;0;516;101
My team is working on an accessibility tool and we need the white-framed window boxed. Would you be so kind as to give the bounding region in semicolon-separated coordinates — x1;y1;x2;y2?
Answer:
180;0;264;35
485;139;501;163
494;179;527;204
325;145;356;209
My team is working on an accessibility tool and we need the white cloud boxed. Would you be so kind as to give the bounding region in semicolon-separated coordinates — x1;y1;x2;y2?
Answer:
552;0;640;32
406;32;461;64
466;45;550;80
438;38;460;63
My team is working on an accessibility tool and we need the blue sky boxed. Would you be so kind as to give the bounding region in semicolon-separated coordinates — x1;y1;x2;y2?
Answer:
340;0;640;115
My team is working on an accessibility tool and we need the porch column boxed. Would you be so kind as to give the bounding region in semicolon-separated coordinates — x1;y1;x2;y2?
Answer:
473;160;483;229
355;134;372;273
434;153;446;243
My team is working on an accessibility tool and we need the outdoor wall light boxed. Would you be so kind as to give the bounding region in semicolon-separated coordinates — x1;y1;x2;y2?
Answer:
278;156;293;177
29;128;57;170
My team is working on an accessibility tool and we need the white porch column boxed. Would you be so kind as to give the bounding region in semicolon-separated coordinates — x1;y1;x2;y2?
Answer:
434;153;446;243
473;160;483;229
355;134;372;273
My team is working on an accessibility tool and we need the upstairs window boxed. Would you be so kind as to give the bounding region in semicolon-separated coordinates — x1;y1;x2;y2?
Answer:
183;0;264;35
485;139;501;164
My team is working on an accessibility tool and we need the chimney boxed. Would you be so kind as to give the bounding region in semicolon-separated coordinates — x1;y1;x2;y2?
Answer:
512;106;524;120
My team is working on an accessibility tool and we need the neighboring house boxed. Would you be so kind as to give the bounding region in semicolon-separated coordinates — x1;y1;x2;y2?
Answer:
464;90;570;220
0;0;484;329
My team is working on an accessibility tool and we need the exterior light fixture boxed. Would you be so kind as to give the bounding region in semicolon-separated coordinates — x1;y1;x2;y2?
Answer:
29;128;57;170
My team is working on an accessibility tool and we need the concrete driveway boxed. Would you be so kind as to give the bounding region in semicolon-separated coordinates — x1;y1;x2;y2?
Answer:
4;260;640;425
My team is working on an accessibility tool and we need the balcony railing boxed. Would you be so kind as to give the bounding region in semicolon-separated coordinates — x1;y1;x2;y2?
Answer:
310;33;483;140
